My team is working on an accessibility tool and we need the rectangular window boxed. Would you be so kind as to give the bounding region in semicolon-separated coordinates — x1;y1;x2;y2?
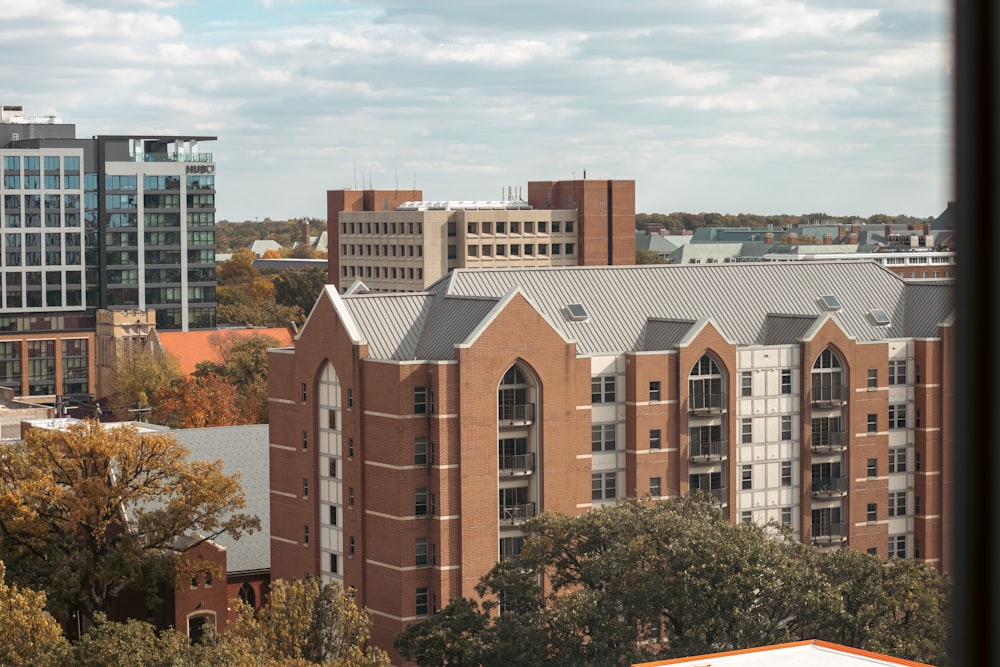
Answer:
414;386;428;414
650;476;662;497
329;458;337;478
415;538;429;566
303;525;309;546
867;503;878;522
330;553;338;574
780;369;792;394
415;488;429;516
889;360;907;385
889;404;907;429
867;369;878;388
591;472;617;501
888;448;907;473
781;461;792;486
649;429;661;450
891;535;906;558
414;437;429;465
302;478;309;498
347;388;353;409
301;382;307;401
741;510;753;524
741;418;752;444
416;588;429;615
329;505;337;526
302;430;308;450
591;376;616;403
867;413;878;433
867;458;878;477
781;507;792;525
348;438;354;458
781;415;792;441
349;536;355;557
348;487;355;508
740;371;752;397
591;424;616;452
741;464;752;490
889;491;907;517
649;380;661;401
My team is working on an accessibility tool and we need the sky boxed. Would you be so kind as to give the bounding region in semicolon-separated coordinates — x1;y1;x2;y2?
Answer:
0;0;951;221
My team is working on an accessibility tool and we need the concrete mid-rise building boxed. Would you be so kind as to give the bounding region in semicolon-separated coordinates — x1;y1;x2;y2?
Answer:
267;261;953;663
327;178;636;292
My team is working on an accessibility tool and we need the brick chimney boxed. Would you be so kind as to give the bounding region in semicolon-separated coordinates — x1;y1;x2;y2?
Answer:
848;232;859;243
823;232;833;245
764;231;774;244
302;221;310;245
787;231;798;244
837;225;846;241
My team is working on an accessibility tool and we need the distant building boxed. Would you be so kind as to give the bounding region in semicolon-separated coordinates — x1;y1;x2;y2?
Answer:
0;104;219;406
327;179;636;292
267;261;952;662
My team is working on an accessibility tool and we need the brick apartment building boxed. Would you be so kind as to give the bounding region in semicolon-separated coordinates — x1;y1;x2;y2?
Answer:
267;261;953;662
326;178;636;292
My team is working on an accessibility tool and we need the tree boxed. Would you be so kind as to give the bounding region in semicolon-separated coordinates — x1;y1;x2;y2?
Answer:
72;614;208;667
151;375;251;428
395;497;949;666
217;248;260;285
218;576;390;666
636;248;668;264
0;420;259;626
108;342;182;421
273;266;329;315
194;333;281;423
0;561;70;666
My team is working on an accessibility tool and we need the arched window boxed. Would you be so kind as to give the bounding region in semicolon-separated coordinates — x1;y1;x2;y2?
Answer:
238;582;257;608
498;365;532;423
688;354;724;412
811;349;845;404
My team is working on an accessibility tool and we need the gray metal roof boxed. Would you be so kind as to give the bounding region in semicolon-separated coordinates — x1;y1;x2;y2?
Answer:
644;319;697;351
327;262;953;361
171;425;270;574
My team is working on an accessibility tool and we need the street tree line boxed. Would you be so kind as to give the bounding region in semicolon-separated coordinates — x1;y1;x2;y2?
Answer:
396;497;950;667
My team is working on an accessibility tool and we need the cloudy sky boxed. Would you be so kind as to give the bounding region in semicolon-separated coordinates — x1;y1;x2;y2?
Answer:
1;0;951;221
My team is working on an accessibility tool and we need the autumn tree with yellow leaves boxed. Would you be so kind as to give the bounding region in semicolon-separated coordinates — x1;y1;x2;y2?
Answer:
0;420;260;627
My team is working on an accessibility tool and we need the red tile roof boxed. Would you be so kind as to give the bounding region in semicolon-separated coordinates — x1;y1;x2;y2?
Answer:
156;327;294;374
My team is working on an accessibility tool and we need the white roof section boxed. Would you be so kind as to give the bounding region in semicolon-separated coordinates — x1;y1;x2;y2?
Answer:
396;200;532;211
633;640;931;667
322;262;953;361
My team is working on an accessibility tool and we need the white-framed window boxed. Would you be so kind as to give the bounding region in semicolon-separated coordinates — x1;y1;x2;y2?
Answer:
591;376;616;403
689;355;725;410
415;538;428;566
591;424;617;452
888;448;907;473
415;488;429;516
891;534;907;558
780;369;792;394
741;464;753;490
889;491;907;517
649;380;661;401
650;476;662;497
781;415;792;441
889;404;907;429
416;588;429;615
781;461;792;486
649;429;661;450
591;472;617;501
741;418;752;444
781;507;792;526
740;371;752;397
889;360;907;385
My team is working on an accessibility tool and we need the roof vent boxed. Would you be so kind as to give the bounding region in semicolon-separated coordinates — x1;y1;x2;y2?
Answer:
868;308;891;326
818;295;842;311
566;303;589;321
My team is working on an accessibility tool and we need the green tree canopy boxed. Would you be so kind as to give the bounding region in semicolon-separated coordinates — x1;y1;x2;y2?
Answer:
0;421;259;626
108;342;182;420
395;497;949;666
273;266;328;316
0;560;69;667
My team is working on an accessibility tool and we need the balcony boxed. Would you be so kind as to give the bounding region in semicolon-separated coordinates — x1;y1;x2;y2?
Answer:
689;439;728;463
499;453;535;476
500;502;536;525
811;522;848;544
128;152;214;163
811;384;847;407
810;431;848;453
498;403;535;426
687;392;727;415
690;487;728;506
811;476;848;497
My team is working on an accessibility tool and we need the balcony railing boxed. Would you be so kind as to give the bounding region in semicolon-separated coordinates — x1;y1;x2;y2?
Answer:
811;384;847;406
498;403;535;425
812;522;848;544
689;439;728;462
500;502;536;524
499;453;535;475
810;431;848;453
811;476;848;497
128;152;214;163
687;393;727;415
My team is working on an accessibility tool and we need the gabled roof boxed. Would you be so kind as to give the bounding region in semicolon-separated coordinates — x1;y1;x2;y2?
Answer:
157;328;294;374
632;639;932;667
171;424;270;574
318;263;953;361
